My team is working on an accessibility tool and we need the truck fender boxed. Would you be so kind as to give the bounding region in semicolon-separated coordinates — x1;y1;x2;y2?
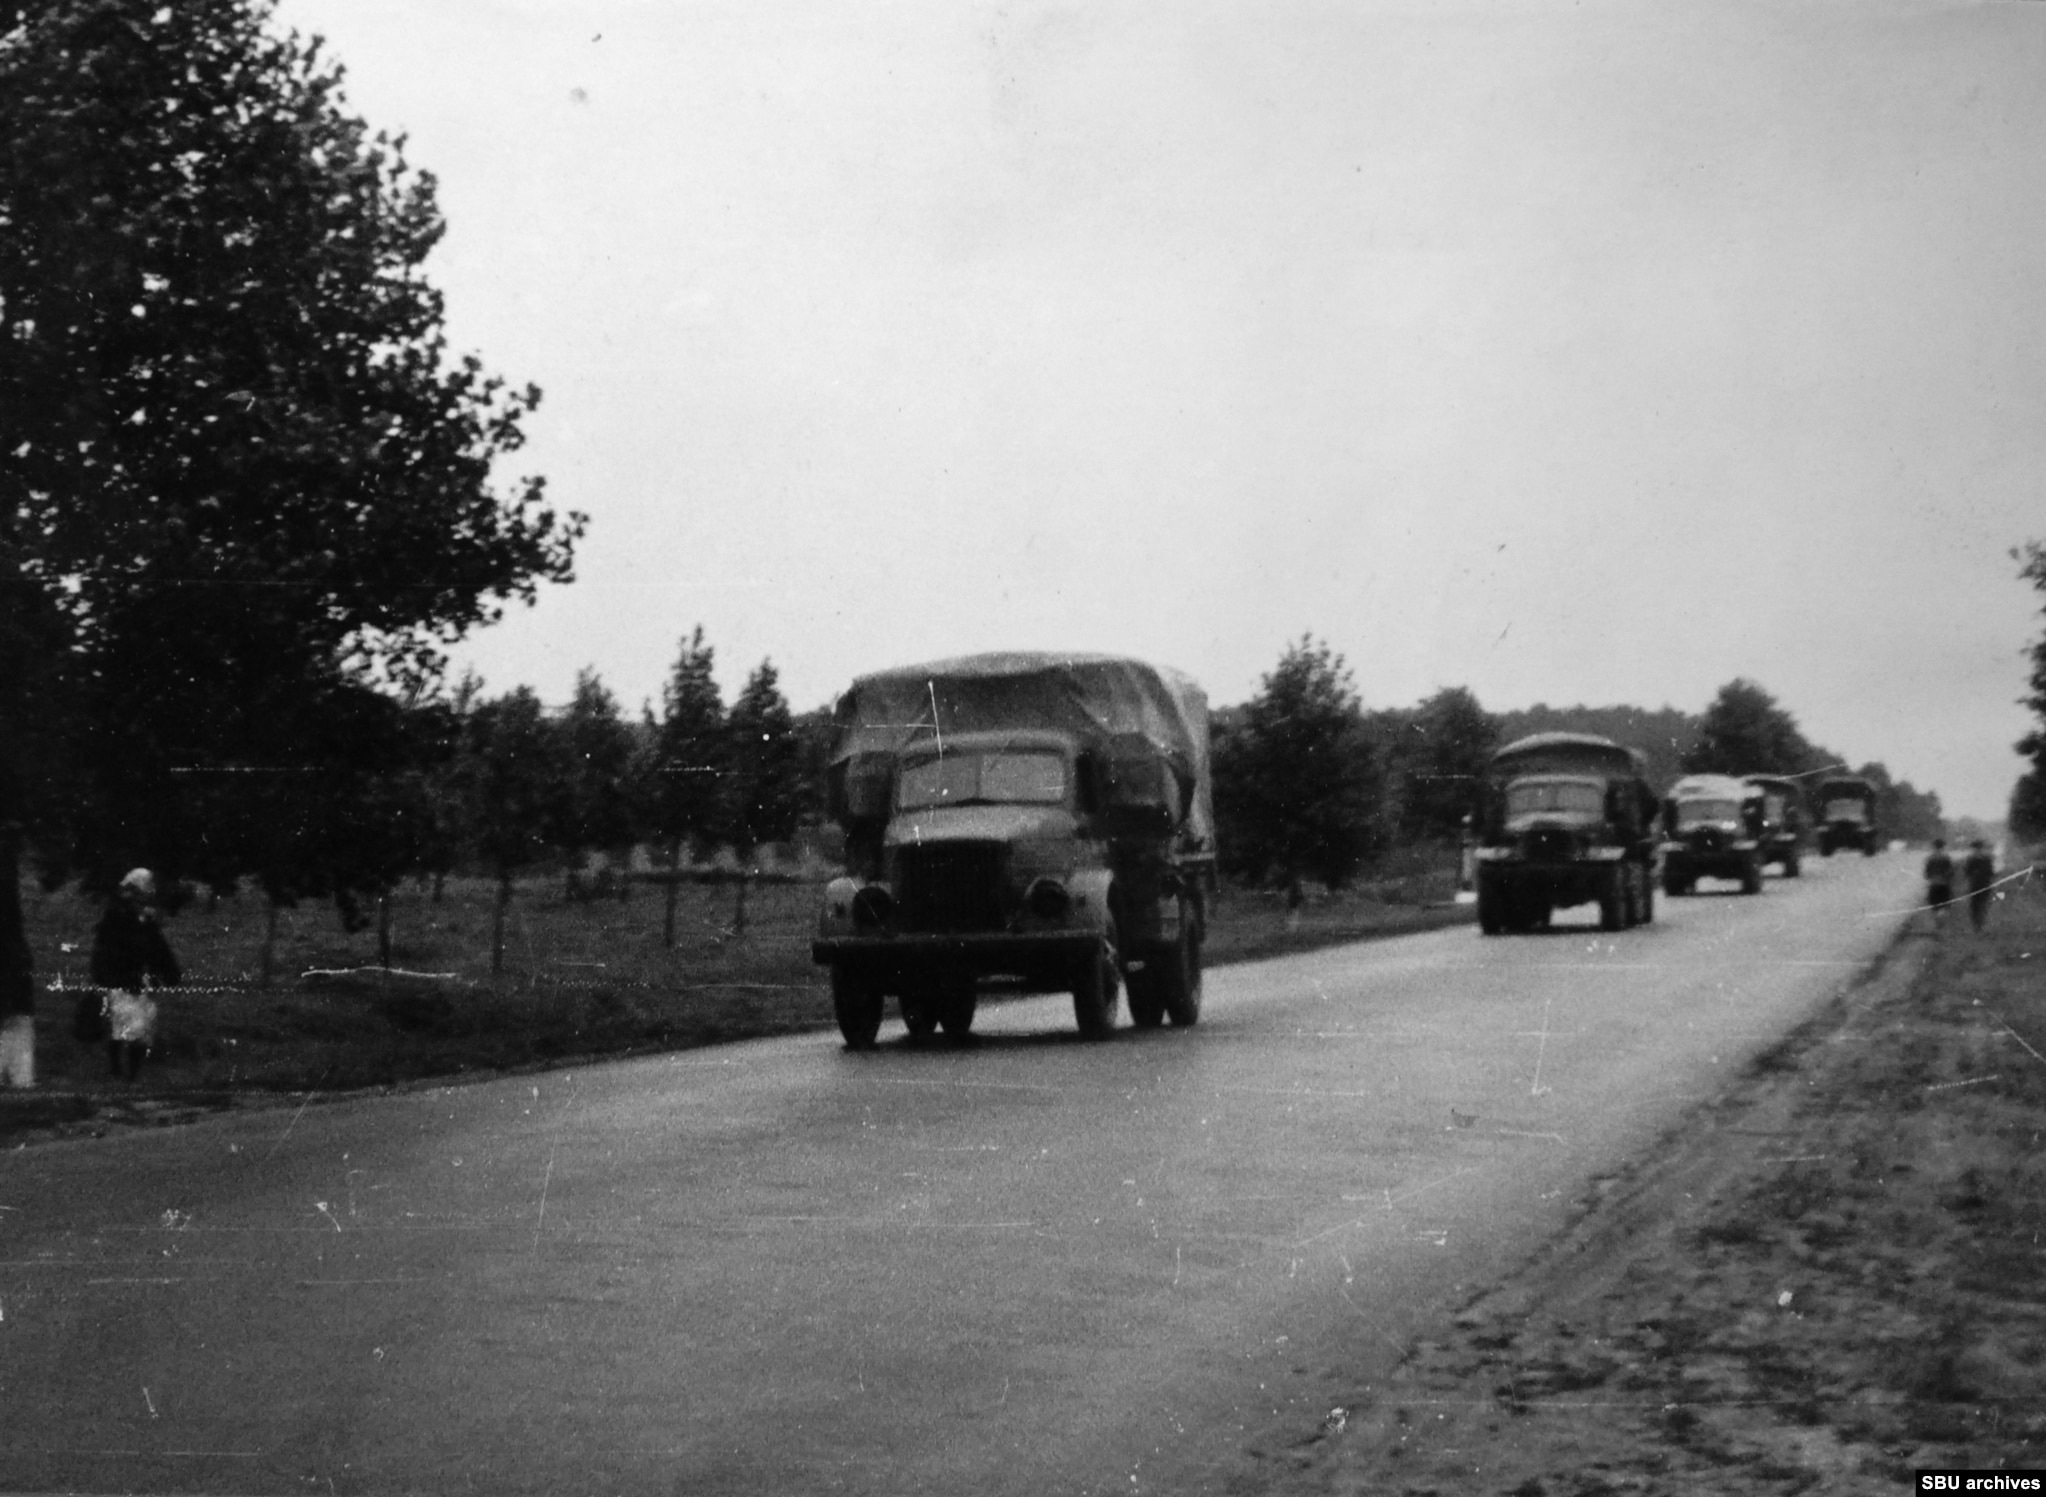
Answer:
1064;868;1118;939
818;876;862;938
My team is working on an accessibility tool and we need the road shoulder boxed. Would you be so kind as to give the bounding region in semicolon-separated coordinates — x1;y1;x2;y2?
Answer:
1261;875;2046;1495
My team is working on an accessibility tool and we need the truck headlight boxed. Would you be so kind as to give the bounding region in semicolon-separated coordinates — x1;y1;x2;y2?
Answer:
1025;878;1070;920
851;886;894;931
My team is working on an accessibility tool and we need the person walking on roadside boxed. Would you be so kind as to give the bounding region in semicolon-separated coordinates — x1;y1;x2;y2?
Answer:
1922;838;1956;932
89;869;180;1082
1964;839;1998;933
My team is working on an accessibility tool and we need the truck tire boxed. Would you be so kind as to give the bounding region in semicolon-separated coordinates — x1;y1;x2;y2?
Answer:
900;984;941;1044
1637;868;1655;925
1157;916;1202;1028
1663;870;1685;898
938;975;978;1042
832;968;884;1051
1072;925;1121;1040
1741;855;1763;895
1126;967;1165;1028
1598;867;1626;931
1784;852;1802;878
1477;871;1504;935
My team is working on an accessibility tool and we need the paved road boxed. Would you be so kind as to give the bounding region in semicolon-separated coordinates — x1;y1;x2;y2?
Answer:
0;856;1918;1495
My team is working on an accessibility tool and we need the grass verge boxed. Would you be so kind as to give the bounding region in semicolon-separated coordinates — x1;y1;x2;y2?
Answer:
0;862;1470;1142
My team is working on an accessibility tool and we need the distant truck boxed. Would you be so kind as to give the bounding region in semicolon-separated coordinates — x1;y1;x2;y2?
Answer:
811;653;1215;1048
1661;773;1767;896
1816;775;1881;856
1473;732;1661;934
1741;773;1807;877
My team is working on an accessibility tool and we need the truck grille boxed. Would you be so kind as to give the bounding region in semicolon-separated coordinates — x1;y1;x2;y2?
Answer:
1521;829;1579;863
896;843;1006;933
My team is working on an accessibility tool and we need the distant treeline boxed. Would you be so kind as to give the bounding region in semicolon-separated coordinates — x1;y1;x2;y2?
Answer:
10;629;1949;963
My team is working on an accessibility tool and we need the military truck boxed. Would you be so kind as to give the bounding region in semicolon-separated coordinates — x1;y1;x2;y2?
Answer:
1661;773;1767;895
1473;733;1660;934
811;653;1215;1048
1741;773;1807;877
1817;775;1881;856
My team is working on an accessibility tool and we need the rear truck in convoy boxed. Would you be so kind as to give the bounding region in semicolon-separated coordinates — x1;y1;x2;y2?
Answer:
1817;775;1881;856
1662;773;1768;895
1741;773;1807;877
811;653;1216;1048
1473;732;1661;935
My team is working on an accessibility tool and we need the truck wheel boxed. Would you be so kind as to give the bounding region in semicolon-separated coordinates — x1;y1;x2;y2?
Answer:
900;985;941;1044
832;968;883;1051
938;976;977;1042
1477;872;1504;935
1638;869;1655;925
1662;871;1684;898
1598;868;1626;931
1126;969;1165;1028
1072;925;1121;1040
1784;852;1802;878
1158;917;1202;1028
1741;856;1763;895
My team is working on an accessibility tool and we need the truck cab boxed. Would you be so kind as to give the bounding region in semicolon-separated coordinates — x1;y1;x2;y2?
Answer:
813;654;1213;1047
1474;732;1660;934
1817;776;1881;856
1741;774;1807;877
1662;773;1767;895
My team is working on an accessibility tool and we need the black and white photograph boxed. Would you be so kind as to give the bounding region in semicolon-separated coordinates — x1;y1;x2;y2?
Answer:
4;1;2046;1491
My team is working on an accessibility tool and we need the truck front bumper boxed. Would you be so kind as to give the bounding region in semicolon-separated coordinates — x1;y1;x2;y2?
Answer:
813;930;1100;976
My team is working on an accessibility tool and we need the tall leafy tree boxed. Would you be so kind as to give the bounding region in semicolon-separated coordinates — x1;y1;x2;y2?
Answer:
1386;686;1500;843
560;668;636;896
454;687;574;975
1213;635;1387;905
1680;679;1816;776
648;627;727;947
0;0;582;938
723;660;804;936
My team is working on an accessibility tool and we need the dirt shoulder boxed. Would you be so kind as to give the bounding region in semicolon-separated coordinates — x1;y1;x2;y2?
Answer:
1257;869;2046;1495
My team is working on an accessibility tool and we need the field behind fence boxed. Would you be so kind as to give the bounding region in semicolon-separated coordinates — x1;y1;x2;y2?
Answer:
9;853;1470;1116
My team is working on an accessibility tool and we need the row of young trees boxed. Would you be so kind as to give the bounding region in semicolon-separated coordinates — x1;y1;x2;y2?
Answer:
1211;636;1946;905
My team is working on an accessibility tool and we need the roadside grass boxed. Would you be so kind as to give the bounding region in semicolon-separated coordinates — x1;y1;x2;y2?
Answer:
2;854;1470;1125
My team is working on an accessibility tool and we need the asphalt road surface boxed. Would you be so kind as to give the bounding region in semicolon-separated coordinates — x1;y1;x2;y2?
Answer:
0;855;1919;1495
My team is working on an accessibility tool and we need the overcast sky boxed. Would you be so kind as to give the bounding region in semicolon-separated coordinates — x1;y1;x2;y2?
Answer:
271;0;2046;819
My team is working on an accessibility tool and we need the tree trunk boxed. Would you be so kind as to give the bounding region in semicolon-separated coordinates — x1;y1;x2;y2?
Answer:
662;837;681;949
492;869;511;977
259;898;280;988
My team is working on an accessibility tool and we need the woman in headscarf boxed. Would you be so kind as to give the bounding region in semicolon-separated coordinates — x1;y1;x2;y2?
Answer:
89;869;181;1082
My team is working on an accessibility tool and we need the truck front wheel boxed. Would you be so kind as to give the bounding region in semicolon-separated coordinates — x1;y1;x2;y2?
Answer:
1072;925;1122;1040
938;976;977;1042
900;983;941;1044
1156;915;1202;1028
1598;867;1626;931
1741;855;1764;895
832;968;884;1050
1477;872;1504;935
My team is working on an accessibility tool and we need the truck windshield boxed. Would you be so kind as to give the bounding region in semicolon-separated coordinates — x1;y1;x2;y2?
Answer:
1824;799;1869;823
1676;799;1741;827
1505;780;1604;817
898;751;1067;810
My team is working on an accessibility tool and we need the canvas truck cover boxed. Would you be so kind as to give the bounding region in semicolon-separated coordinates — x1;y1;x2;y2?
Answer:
1488;732;1647;781
827;652;1213;848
